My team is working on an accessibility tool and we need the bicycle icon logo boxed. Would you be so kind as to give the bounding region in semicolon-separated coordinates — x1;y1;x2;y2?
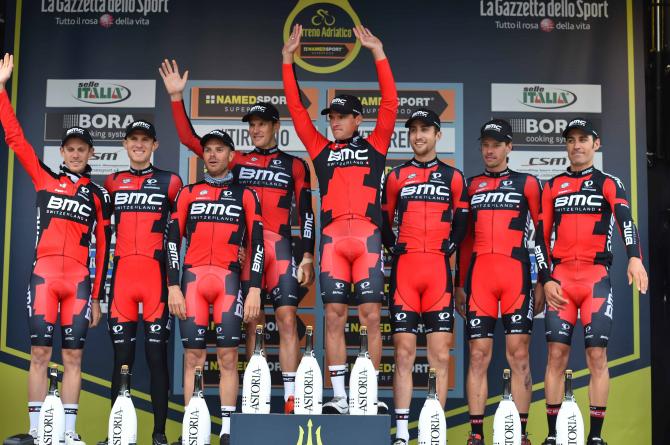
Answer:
311;8;335;26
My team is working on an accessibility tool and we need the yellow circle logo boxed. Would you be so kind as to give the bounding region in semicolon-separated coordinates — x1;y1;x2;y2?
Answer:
284;0;362;74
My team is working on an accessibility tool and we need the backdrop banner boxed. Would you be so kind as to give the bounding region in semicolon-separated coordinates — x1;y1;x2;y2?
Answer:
0;1;649;444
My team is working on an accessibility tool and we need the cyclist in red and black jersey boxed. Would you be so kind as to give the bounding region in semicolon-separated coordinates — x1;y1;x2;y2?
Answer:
165;129;263;444
160;60;315;413
102;120;182;445
282;24;398;414
455;120;542;445
382;109;468;445
0;54;111;445
534;119;647;445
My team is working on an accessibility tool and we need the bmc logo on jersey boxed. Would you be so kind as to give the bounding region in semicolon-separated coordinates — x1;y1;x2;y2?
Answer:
190;202;242;217
114;192;165;206
400;183;450;198
470;191;522;205
239;166;290;185
554;194;603;208
327;147;368;162
46;196;92;218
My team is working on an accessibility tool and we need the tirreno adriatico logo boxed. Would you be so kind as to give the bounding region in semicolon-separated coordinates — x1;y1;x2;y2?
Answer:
75;81;131;105
296;418;323;445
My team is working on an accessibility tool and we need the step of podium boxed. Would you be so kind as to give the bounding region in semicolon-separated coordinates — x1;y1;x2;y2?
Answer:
231;413;391;445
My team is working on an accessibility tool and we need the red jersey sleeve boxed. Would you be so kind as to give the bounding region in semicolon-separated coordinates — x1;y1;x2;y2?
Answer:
0;90;47;189
381;169;399;249
603;175;642;259
455;213;473;288
243;188;264;289
91;185;112;300
168;173;184;203
170;99;204;158
535;181;555;284
282;63;329;159
448;169;470;255
365;59;399;155
524;175;542;228
292;157;315;255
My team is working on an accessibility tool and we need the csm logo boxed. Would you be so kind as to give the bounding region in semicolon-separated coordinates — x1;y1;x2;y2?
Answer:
328;147;368;162
190;202;242;217
471;191;522;205
554;194;603;208
239;166;290;185
115;192;165;206
523;156;567;166
47;196;92;217
401;183;450;198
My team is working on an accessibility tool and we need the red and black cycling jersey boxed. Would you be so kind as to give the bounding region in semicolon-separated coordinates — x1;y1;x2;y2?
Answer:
0;90;111;300
166;174;264;288
457;168;542;287
381;157;469;255
170;100;315;255
282;59;398;229
104;165;182;261
534;166;642;284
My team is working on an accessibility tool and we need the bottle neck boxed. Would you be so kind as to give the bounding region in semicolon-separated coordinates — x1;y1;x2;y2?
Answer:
119;371;130;396
427;372;438;400
47;369;59;395
358;332;369;357
502;375;512;400
193;372;203;397
254;330;264;355
564;376;574;400
304;330;314;356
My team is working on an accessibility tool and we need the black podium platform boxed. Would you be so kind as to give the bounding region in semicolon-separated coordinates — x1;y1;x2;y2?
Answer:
231;413;391;444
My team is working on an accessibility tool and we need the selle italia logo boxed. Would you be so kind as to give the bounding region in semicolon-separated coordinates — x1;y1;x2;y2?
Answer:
521;86;576;110
76;81;131;104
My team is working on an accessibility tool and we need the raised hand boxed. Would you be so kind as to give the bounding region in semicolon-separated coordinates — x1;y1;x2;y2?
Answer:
282;24;302;64
0;53;14;91
158;59;188;100
353;26;385;60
